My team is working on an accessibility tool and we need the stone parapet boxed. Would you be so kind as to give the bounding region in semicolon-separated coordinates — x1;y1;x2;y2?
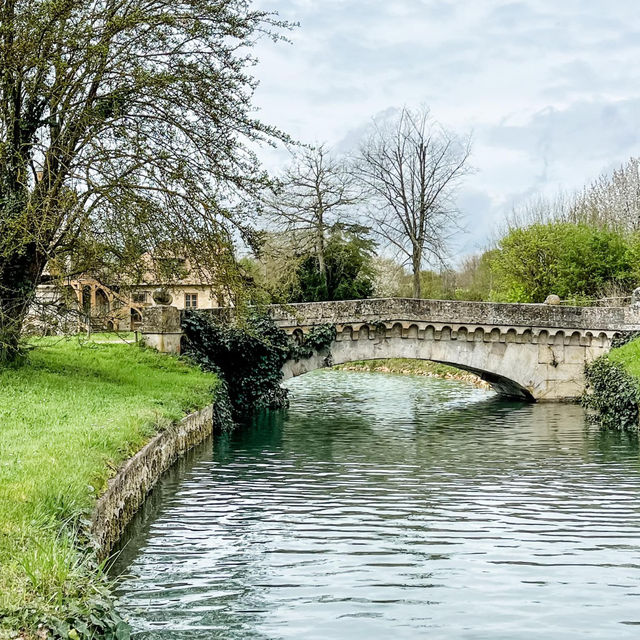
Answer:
142;305;182;353
266;298;640;333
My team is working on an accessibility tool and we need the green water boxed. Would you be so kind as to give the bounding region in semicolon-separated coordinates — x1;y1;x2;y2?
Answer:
112;370;640;639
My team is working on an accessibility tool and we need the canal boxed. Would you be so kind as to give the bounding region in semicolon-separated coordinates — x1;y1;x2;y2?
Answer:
112;370;640;639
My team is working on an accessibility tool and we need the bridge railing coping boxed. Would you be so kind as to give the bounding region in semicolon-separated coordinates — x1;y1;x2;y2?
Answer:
140;298;640;353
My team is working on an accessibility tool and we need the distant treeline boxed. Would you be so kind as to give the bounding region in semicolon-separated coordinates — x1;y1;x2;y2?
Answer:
246;156;640;306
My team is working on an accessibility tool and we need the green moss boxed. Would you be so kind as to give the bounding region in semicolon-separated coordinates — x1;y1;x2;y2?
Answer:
0;337;217;637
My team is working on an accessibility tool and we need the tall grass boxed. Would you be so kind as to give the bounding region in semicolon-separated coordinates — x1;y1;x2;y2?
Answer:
0;337;217;636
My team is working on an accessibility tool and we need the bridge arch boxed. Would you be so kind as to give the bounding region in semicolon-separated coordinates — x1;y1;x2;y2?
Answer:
282;323;540;399
278;313;620;401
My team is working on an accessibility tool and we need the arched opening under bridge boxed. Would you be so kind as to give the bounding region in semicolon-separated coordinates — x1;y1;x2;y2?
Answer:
280;321;618;402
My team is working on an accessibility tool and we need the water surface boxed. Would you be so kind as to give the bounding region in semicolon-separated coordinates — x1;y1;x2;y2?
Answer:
113;370;640;639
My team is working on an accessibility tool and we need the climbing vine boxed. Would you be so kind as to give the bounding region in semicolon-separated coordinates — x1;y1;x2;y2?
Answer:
182;311;336;429
582;355;640;432
611;331;640;349
289;323;337;361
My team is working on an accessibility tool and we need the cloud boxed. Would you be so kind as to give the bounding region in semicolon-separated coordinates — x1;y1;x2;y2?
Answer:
485;98;640;177
251;0;640;254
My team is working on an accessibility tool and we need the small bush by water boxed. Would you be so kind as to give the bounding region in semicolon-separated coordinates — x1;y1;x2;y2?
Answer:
0;337;217;639
583;337;640;432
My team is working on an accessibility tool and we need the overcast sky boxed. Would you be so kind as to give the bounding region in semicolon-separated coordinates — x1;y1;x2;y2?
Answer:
252;0;640;256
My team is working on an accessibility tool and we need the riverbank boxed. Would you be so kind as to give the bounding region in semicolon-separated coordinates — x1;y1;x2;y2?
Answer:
335;359;490;389
0;337;217;639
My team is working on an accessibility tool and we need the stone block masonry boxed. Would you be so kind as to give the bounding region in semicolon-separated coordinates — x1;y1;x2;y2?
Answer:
91;405;213;560
142;304;182;354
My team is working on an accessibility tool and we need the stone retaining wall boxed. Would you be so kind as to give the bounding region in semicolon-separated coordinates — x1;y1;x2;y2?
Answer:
90;405;213;560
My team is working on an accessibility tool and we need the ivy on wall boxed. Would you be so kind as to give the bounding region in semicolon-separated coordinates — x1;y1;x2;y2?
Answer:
582;356;640;432
611;331;640;349
289;323;337;361
182;311;336;429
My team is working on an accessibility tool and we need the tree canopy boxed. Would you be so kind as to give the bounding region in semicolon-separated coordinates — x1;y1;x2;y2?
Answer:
290;227;375;302
0;0;290;359
490;222;636;303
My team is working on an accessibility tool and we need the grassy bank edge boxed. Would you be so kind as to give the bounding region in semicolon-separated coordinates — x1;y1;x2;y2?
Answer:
0;337;218;639
334;358;490;388
608;337;640;381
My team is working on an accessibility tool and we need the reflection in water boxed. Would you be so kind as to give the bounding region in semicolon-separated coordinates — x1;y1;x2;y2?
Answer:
112;371;640;640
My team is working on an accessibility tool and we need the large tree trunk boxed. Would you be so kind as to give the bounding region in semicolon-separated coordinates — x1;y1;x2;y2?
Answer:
0;244;45;362
0;296;27;362
315;221;328;300
412;269;421;299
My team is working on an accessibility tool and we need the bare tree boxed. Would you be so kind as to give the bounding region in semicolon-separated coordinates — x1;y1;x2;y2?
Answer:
356;107;471;298
571;157;640;231
500;157;640;235
263;145;361;298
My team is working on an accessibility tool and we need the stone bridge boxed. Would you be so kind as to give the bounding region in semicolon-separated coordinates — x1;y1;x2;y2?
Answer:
142;297;640;402
269;298;640;401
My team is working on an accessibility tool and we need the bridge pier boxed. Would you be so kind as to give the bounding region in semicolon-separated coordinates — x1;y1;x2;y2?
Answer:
141;304;182;354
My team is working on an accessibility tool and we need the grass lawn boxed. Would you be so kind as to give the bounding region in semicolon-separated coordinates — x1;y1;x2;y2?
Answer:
608;337;640;379
0;337;217;638
83;331;137;343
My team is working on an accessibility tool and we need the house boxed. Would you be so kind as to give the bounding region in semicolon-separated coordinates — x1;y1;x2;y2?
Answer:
29;254;225;334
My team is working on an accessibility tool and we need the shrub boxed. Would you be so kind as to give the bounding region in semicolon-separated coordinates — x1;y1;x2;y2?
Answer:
182;312;336;427
611;331;640;349
583;356;640;431
491;222;635;302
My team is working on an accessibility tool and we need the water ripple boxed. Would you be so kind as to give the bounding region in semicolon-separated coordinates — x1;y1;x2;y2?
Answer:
112;371;640;639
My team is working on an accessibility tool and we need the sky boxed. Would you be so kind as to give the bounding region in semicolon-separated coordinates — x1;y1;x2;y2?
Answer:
251;0;640;257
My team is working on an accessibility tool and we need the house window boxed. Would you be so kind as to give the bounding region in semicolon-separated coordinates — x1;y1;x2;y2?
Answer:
132;292;147;303
185;293;198;309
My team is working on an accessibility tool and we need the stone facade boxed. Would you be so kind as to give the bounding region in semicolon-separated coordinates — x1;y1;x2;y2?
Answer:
30;253;226;334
